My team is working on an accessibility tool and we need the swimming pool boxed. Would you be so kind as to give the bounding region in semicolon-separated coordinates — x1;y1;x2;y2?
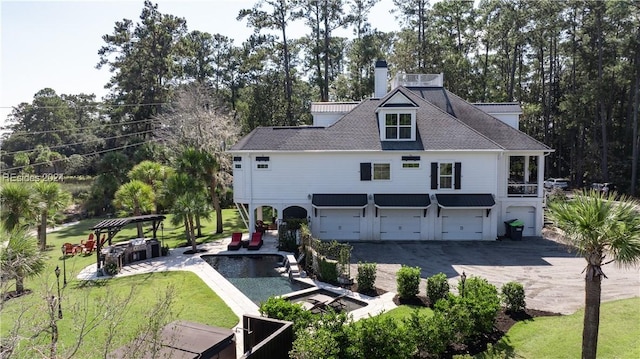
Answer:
201;254;313;305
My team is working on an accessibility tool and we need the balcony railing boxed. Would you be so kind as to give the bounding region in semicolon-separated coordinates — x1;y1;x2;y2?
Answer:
507;183;538;197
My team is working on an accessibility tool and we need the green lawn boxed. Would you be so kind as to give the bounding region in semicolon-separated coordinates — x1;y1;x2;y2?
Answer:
0;209;245;357
491;297;640;359
383;297;640;358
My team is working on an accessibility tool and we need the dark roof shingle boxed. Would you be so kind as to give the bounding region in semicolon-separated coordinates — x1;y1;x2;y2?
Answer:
230;86;549;152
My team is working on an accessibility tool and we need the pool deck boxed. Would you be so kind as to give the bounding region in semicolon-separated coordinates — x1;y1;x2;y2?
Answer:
77;231;397;357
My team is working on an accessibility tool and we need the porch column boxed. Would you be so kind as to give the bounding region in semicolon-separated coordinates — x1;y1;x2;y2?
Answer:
538;154;545;197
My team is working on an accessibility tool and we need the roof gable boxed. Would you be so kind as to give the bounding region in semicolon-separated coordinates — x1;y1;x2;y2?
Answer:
378;90;418;108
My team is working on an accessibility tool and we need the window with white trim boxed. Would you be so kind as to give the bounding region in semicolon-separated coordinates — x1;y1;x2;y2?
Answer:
373;163;390;180
256;156;270;170
385;113;412;139
378;109;416;141
431;162;462;189
439;163;453;189
403;162;419;168
402;155;420;169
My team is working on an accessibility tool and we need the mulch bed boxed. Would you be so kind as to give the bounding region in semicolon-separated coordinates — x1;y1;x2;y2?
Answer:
392;294;562;358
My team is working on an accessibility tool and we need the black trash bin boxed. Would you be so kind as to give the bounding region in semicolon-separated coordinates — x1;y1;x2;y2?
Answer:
504;219;524;240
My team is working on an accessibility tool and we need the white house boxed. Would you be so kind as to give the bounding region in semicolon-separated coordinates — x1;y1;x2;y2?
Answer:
229;61;551;241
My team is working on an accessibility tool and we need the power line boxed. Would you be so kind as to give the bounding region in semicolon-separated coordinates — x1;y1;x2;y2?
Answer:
6;118;153;137
2;138;163;172
0;102;171;110
2;129;155;156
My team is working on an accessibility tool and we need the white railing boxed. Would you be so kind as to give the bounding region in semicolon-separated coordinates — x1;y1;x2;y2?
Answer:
507;183;538;197
392;73;444;88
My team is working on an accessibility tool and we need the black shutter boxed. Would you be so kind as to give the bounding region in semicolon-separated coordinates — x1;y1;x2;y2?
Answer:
454;162;462;189
431;162;438;189
360;163;372;181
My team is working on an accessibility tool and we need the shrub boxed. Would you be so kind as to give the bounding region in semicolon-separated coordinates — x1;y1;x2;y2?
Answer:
278;229;297;253
434;294;474;342
290;310;350;359
426;272;449;305
396;265;421;300
103;262;119;276
501;281;526;313
405;309;451;357
356;262;377;293
318;257;339;284
457;276;501;335
346;314;415;359
259;296;314;334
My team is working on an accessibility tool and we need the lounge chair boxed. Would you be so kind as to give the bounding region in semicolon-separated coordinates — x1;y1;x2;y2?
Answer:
61;242;79;256
81;239;96;254
81;233;94;246
247;232;263;250
227;232;242;251
296;293;347;313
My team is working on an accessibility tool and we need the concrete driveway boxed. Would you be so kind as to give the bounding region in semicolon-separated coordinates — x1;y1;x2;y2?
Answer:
349;232;640;314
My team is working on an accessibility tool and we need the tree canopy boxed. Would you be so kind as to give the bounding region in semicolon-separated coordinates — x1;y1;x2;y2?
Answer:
2;0;640;197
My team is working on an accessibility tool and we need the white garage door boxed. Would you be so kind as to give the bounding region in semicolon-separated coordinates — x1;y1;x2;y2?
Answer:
318;209;361;240
380;209;422;240
505;206;536;236
442;209;483;240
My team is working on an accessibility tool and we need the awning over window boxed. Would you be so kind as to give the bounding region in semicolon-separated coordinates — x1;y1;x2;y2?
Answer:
373;194;431;208
312;194;368;208
435;194;495;208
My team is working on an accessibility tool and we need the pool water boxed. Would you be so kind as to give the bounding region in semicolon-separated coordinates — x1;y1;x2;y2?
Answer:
201;254;312;305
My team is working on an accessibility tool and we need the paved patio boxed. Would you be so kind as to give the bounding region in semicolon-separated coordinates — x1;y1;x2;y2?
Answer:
349;230;640;314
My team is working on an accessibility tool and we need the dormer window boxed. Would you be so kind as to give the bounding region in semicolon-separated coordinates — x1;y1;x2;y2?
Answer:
385;113;413;139
377;89;418;141
378;110;416;141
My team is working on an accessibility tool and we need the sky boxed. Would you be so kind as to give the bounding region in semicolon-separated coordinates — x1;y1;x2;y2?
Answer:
0;0;398;130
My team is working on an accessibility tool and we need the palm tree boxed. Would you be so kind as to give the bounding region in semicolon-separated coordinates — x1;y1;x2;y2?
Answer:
0;182;35;231
547;190;640;359
176;148;224;235
200;151;224;235
113;180;155;238
0;226;46;298
128;160;173;213
165;173;210;250
176;148;208;237
33;181;71;251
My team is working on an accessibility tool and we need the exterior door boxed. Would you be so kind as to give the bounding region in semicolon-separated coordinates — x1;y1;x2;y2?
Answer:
442;209;483;240
380;209;422;240
318;209;361;240
505;206;536;236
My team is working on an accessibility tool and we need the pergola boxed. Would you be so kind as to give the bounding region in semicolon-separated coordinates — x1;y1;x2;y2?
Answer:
90;214;166;271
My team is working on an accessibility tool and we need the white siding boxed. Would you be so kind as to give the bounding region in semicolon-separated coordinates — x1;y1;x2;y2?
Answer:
233;151;500;204
230;150;543;240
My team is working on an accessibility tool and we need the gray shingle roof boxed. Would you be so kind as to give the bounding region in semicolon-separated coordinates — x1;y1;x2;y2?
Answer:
230;86;549;152
409;87;549;151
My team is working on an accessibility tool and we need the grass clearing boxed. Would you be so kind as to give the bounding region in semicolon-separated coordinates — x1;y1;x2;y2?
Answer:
494;297;640;359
